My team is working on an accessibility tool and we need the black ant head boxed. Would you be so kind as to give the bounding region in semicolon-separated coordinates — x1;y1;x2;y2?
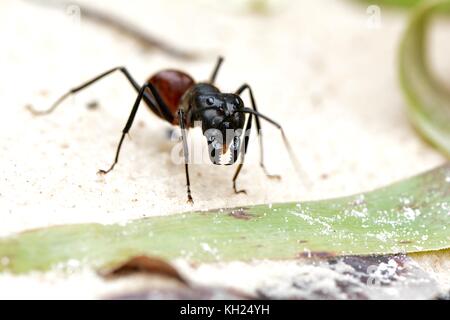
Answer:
196;93;246;165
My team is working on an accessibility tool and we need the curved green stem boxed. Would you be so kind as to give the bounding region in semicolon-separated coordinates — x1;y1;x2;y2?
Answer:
399;0;450;156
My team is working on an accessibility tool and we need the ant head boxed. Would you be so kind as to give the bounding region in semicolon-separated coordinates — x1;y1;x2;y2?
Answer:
196;93;246;165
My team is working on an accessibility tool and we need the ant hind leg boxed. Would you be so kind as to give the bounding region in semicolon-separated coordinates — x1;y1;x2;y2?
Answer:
27;66;169;120
28;67;141;116
209;56;224;85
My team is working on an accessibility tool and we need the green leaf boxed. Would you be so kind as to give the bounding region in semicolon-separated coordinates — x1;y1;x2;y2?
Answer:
399;0;450;156
1;164;449;274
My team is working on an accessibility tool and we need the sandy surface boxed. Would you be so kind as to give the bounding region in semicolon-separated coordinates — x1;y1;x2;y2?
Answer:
0;0;448;298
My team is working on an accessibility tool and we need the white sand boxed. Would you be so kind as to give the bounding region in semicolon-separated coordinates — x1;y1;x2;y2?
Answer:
0;0;448;298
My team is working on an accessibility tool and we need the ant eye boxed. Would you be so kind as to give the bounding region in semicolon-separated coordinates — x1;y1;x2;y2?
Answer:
206;97;215;106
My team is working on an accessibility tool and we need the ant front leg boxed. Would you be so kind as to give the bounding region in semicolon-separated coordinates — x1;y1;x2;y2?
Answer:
98;82;173;175
232;114;253;195
178;110;194;204
235;84;281;180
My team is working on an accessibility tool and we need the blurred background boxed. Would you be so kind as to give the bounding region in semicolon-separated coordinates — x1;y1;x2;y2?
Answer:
0;0;448;233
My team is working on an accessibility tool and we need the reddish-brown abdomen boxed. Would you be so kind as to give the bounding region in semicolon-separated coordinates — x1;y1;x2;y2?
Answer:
147;70;195;124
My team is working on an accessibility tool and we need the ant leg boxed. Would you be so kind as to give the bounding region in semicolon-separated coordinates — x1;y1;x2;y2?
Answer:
209;56;224;85
237;106;310;186
235;84;281;180
232;114;253;195
178;110;194;203
98;82;173;175
27;66;172;121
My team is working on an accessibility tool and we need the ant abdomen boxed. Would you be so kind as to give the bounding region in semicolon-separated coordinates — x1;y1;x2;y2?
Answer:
147;70;195;124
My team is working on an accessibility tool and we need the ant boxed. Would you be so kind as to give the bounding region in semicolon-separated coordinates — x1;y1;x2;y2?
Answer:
28;57;300;203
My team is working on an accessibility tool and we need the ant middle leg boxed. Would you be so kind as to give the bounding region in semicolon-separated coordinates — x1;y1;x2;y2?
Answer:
98;82;173;175
178;110;194;203
235;84;281;180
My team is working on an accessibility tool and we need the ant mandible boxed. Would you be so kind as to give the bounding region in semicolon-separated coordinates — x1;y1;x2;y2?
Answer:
28;57;300;203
